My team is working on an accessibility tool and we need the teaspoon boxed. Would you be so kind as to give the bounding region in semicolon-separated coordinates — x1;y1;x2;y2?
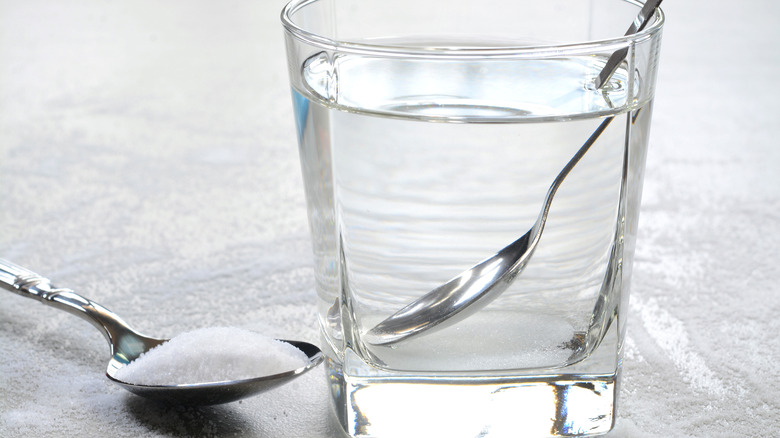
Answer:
0;259;323;405
364;0;663;346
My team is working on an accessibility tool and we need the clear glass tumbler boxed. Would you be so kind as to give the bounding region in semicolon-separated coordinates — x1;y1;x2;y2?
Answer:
282;1;663;436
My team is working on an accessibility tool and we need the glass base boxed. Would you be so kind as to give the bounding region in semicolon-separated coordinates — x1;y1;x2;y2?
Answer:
326;325;622;437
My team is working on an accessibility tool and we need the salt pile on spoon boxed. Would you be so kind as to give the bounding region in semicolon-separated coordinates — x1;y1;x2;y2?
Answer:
114;327;309;386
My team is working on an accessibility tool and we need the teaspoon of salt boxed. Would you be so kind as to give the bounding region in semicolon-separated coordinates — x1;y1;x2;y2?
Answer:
0;259;323;406
114;327;311;386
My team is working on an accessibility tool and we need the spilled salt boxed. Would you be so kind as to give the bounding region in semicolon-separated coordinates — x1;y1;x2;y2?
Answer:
113;327;309;385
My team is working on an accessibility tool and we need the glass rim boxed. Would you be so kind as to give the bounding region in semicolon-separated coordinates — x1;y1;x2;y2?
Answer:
281;0;664;59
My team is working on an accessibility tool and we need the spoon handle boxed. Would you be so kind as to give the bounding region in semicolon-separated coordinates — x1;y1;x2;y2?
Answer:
0;259;138;352
594;0;663;88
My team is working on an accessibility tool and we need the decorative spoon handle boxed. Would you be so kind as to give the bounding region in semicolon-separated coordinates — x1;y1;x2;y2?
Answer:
0;258;58;300
0;258;137;350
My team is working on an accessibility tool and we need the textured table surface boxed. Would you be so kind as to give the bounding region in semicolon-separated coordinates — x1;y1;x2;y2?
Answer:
1;1;778;437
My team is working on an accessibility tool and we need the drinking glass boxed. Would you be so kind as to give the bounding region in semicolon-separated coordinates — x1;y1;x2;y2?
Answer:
282;0;663;436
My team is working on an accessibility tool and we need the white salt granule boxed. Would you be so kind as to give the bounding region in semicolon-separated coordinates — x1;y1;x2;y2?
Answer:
114;327;309;385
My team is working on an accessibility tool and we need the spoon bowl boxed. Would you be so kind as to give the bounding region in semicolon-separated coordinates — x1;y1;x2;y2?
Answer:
107;338;322;405
0;259;323;406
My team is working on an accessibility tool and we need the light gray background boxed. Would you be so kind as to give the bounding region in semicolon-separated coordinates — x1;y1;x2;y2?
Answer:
1;1;778;437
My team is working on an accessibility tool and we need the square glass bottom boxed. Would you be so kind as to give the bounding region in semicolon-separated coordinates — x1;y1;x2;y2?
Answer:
326;322;622;437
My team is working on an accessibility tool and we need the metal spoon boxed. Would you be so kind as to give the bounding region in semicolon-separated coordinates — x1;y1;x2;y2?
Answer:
364;0;663;346
0;259;323;405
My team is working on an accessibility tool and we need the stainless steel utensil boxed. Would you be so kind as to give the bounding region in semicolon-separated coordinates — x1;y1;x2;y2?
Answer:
0;259;323;405
364;0;663;346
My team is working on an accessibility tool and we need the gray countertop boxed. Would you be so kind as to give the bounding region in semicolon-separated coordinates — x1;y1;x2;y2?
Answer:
1;1;778;437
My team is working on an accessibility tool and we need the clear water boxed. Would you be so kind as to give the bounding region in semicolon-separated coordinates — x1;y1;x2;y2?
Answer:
292;50;652;436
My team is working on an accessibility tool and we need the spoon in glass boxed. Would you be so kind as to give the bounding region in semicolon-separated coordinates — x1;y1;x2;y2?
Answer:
363;0;663;346
0;259;323;406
